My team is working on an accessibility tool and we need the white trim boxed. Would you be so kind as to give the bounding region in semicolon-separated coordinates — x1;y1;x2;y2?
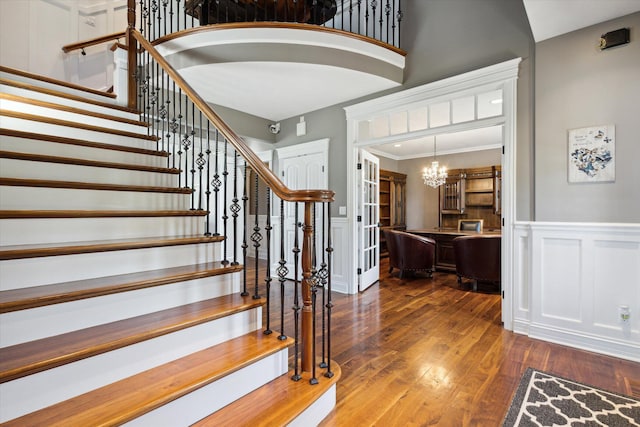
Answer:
275;138;329;161
344;58;522;319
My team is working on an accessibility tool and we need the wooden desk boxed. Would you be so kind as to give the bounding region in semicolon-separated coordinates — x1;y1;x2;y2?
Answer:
408;229;501;272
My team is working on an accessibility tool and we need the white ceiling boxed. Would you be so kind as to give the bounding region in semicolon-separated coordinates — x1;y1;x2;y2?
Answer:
523;0;640;42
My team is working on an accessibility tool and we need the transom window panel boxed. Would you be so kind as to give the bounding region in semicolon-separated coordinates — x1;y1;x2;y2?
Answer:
355;88;504;141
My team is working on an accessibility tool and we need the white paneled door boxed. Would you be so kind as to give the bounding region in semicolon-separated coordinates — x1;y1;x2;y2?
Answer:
277;140;328;279
358;150;380;291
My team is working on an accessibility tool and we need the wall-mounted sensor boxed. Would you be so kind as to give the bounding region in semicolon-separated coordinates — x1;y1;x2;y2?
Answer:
599;28;630;50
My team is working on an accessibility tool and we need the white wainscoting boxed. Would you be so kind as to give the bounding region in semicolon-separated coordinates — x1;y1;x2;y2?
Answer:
513;222;640;362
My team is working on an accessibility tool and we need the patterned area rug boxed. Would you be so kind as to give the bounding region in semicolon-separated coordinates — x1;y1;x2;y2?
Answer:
503;368;640;426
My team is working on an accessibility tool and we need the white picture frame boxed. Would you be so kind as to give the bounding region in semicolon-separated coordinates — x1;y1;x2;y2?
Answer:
568;125;615;183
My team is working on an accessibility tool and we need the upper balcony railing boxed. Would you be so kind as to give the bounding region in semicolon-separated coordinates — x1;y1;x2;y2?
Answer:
138;0;402;48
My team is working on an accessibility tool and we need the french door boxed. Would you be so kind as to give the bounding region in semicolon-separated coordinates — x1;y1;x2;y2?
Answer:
358;149;380;291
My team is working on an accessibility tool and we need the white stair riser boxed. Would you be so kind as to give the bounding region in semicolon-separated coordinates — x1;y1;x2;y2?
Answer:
0;115;157;149
0;98;146;134
0;216;205;246
125;348;288;427
1;243;224;290
0;158;178;187
0;135;168;168
0;72;125;105
289;385;337;427
0;186;191;210
0;83;137;119
0;308;264;423
1;272;242;347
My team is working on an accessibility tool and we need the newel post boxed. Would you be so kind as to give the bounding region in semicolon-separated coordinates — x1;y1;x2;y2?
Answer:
301;201;314;373
126;0;137;110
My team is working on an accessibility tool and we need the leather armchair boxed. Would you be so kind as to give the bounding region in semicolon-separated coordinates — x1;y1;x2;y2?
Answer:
383;229;436;279
452;235;501;291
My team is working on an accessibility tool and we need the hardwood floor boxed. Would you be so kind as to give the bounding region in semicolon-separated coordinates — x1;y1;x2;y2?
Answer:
263;258;639;426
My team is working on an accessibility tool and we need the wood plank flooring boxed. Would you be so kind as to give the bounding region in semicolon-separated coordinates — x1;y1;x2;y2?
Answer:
261;258;639;426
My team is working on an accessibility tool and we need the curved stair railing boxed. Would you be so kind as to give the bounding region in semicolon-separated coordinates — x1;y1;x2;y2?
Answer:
127;2;336;381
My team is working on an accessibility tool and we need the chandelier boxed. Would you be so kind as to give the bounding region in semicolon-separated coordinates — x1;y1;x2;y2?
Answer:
422;136;447;188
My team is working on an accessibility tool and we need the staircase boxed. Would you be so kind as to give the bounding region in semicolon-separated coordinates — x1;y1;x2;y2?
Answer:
0;67;339;426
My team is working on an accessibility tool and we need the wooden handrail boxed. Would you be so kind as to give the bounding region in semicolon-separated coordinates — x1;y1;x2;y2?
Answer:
131;29;335;204
62;31;127;53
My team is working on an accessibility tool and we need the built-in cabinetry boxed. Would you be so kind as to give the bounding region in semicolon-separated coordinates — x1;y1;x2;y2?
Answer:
440;165;502;230
379;169;406;258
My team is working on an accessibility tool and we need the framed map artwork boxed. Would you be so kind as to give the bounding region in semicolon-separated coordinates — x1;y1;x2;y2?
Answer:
568;125;615;183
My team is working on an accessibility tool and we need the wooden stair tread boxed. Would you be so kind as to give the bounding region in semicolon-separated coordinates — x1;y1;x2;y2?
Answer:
0;77;133;114
1;332;293;426
195;361;342;426
0;293;261;383
0;177;193;194
0;150;180;174
0;128;168;157
0;110;157;141
0;93;148;127
0;261;242;313
0;66;118;99
0;234;223;260
0;209;208;219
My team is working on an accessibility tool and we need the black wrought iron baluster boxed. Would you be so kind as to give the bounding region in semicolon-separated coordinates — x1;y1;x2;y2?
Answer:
162;0;168;37
349;0;353;34
318;202;329;369
154;62;162;149
190;103;196;209
211;130;221;236
277;199;288;341
310;256;318;385
357;0;361;35
324;202;334;378
159;67;169;155
365;0;370;38
292;0;297;23
309;203;318;384
384;0;390;44
176;0;181;30
169;81;178;169
196;111;206;211
396;0;402;48
378;0;384;41
263;185;272;334
176;88;183;186
291;202;301;381
230;152;240;264
250;171;261;298
254;0;259;22
169;0;174;33
204;120;211;235
221;138;229;265
181;100;190;192
273;0;277;22
241;161;249;296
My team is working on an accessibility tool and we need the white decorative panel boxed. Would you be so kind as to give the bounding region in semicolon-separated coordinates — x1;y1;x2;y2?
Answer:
540;238;582;321
371;115;389;138
389;111;407;135
408;107;428;131
357;119;371;140
477;89;503;118
428;101;450;128
592;240;640;329
517;232;530;311
451;96;475;123
329;218;349;294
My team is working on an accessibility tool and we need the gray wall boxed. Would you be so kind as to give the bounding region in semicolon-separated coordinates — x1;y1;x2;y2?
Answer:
275;0;534;219
535;12;640;222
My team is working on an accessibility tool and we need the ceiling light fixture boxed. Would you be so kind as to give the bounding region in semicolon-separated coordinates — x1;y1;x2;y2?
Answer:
422;136;447;188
